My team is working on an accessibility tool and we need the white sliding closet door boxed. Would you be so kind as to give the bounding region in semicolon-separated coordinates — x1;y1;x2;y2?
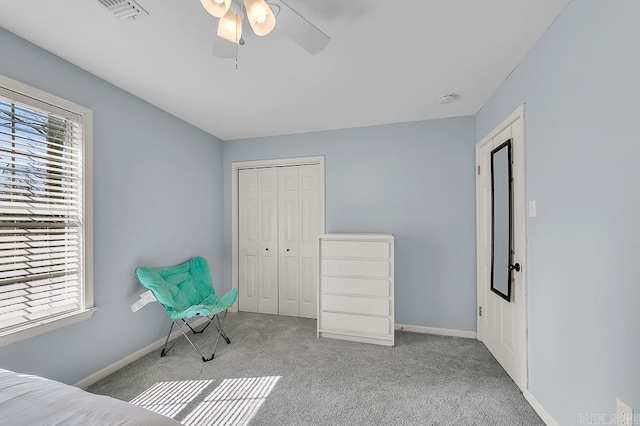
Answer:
238;163;321;318
238;168;278;314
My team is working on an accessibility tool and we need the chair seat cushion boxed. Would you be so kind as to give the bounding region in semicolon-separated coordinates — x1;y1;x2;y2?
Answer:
168;288;239;320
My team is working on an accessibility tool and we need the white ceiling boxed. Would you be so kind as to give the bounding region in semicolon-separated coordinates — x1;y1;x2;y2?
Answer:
0;0;569;141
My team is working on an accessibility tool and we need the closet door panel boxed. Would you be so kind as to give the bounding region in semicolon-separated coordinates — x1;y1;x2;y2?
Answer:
278;167;299;317
257;168;279;314
298;164;321;318
238;169;258;312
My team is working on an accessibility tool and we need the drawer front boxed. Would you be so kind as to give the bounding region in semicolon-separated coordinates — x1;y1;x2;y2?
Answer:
321;312;390;335
322;294;389;316
321;276;389;297
321;258;389;278
321;240;390;259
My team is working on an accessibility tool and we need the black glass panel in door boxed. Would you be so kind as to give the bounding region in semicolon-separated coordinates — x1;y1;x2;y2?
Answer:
490;140;513;302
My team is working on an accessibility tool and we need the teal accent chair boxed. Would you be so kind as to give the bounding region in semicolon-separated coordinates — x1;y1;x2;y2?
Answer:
135;256;239;362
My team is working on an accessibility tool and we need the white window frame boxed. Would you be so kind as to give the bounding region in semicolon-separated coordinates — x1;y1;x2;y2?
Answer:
0;74;95;347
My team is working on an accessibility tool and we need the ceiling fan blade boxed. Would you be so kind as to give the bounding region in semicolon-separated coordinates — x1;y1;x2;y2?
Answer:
212;35;239;58
271;0;330;55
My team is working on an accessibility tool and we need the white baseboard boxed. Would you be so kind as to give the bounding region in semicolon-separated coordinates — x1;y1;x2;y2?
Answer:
74;317;209;389
394;323;477;339
523;390;558;426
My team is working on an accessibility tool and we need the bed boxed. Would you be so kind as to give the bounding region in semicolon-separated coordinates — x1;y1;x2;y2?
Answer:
0;368;181;425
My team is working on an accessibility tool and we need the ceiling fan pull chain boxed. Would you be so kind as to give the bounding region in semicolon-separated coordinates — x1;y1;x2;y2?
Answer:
235;26;239;70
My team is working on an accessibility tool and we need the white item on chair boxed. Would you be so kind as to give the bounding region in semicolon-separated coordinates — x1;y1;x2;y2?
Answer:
130;290;157;312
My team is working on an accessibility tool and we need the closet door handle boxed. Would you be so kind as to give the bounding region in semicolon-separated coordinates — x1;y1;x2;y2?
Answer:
286;249;290;252
265;248;269;251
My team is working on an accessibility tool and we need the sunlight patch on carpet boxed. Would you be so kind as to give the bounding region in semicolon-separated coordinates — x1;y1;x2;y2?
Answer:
182;376;281;426
130;379;213;418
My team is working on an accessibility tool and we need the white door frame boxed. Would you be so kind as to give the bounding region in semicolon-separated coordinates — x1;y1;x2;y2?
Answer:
231;156;326;312
476;104;528;389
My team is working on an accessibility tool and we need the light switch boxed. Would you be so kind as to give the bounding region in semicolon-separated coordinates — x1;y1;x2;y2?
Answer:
529;200;536;218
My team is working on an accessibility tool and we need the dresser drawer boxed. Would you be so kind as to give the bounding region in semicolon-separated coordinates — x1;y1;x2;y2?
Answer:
321;312;390;335
321;276;389;297
321;294;389;316
321;258;389;278
321;240;390;259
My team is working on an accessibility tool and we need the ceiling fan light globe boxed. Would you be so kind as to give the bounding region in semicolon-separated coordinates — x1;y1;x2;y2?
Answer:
217;9;243;44
243;0;276;36
200;0;231;18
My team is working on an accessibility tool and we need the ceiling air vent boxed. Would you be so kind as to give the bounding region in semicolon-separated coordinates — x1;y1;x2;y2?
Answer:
98;0;148;21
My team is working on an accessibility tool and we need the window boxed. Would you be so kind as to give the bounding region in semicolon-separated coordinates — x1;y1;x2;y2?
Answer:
0;75;93;346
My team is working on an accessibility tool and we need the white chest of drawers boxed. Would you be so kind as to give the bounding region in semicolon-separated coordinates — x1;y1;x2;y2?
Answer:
317;233;394;346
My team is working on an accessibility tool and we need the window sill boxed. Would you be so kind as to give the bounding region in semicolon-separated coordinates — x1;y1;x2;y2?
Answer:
0;308;97;348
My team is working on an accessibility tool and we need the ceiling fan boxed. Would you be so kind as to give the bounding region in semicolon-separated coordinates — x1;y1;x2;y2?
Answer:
200;0;330;57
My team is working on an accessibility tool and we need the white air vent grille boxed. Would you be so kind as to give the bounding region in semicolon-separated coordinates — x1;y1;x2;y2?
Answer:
98;0;148;21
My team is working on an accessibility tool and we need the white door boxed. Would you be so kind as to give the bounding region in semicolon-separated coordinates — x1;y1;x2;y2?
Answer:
278;164;322;318
239;168;279;314
278;166;300;317
476;106;527;391
238;169;258;312
238;162;322;318
298;164;321;318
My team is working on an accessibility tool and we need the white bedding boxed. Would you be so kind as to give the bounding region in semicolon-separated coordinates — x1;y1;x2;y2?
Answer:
0;368;181;425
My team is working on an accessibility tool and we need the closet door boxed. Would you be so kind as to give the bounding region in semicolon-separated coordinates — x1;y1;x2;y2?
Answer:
238;168;278;314
239;163;322;318
238;169;258;312
278;166;300;317
257;168;279;314
277;165;321;318
298;164;321;319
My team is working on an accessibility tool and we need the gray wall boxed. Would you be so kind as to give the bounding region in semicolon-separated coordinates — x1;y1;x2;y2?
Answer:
0;28;224;385
476;1;640;423
222;117;477;331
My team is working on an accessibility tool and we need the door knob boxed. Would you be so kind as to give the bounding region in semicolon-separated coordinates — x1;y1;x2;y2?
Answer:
286;249;290;252
265;248;269;251
509;263;521;272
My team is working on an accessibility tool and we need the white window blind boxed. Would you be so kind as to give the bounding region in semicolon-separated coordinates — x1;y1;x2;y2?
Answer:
0;79;92;339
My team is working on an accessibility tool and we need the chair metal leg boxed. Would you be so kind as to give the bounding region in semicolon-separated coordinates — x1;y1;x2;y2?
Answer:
174;320;215;362
207;310;231;361
185;317;213;334
160;311;231;363
212;311;231;344
160;321;176;357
